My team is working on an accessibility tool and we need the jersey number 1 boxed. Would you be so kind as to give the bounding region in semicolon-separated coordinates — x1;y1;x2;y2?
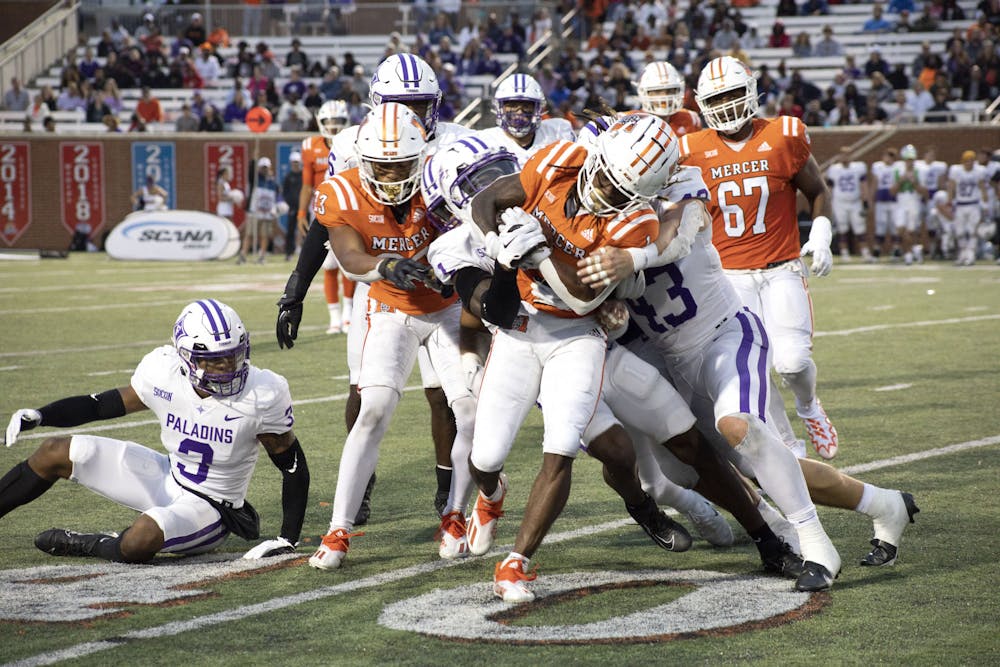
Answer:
717;176;770;238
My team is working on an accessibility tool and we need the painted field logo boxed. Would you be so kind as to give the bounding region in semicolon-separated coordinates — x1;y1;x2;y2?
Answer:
0;553;299;623
378;570;826;644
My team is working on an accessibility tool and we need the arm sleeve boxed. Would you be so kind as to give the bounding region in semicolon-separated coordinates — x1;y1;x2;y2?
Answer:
283;220;330;301
266;439;309;544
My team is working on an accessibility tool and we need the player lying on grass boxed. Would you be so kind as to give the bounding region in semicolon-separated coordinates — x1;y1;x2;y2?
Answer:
1;299;309;563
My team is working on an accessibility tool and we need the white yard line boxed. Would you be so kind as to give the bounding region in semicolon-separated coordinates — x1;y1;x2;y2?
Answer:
6;434;1000;667
813;313;1000;337
873;383;913;392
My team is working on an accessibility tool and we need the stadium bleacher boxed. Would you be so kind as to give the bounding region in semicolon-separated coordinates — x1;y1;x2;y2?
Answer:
2;0;993;133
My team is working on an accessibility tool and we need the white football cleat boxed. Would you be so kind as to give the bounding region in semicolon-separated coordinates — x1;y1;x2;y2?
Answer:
493;555;536;603
799;400;838;459
468;473;507;556
308;528;362;570
438;511;470;560
684;497;734;547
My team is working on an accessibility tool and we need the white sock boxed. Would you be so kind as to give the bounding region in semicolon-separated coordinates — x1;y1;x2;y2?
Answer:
505;552;528;567
787;506;840;573
854;482;876;514
342;297;353;320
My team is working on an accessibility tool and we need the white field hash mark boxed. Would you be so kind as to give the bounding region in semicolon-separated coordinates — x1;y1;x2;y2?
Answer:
873;383;913;392
6;434;1000;667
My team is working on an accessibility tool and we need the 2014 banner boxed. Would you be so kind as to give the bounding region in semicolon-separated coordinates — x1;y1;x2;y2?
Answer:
0;142;31;246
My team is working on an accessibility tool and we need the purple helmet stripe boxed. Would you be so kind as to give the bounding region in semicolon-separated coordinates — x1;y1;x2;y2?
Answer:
404;54;418;88
196;300;224;341
206;299;231;339
456;136;489;154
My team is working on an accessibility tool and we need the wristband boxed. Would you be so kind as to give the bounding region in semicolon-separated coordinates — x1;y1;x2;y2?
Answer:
296;211;307;220
625;244;660;272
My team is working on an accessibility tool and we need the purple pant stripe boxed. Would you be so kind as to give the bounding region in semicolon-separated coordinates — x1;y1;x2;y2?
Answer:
745;308;771;418
734;312;754;415
161;519;225;549
169;529;228;554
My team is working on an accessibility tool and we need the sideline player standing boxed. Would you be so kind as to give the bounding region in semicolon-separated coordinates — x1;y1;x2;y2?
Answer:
299;100;356;334
825;147;872;261
679;56;839;460
1;300;309;562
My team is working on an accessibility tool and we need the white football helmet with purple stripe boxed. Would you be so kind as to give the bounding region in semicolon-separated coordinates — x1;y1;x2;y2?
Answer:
173;299;250;398
493;73;546;139
422;135;518;232
369;53;443;136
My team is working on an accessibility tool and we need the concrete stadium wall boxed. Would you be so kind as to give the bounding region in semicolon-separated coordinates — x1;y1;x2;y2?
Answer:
1;124;998;251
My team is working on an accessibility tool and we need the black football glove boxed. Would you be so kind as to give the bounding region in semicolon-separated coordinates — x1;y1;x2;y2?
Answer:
378;258;427;291
420;266;455;299
276;271;306;349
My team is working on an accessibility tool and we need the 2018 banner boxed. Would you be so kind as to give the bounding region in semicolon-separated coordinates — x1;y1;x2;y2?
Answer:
60;142;105;237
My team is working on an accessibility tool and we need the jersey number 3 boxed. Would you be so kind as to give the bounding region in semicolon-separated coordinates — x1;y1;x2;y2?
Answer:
718;176;770;238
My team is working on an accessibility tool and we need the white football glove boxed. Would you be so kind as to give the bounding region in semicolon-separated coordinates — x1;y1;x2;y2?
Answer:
801;215;834;277
800;242;833;277
497;208;550;270
5;409;41;447
242;536;296;559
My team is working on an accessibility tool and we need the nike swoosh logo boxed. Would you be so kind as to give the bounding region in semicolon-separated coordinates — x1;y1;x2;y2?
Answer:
285;453;298;474
223;415;243;422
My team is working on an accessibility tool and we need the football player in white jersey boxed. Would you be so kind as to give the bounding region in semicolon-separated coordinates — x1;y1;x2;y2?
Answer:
890;144;928;265
1;300;309;563
476;73;575;166
577;187;921;591
276;53;476;523
948;150;991;265
826;147;872;261
915;148;949;259
868;147;899;261
976;149;1000;260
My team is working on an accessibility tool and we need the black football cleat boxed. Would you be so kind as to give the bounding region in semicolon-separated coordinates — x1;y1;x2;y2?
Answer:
862;491;919;566
761;539;807;579
353;473;376;526
34;528;116;558
795;561;837;592
627;495;692;553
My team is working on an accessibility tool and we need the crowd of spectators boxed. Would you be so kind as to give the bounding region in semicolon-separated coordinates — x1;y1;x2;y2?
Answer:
4;0;999;132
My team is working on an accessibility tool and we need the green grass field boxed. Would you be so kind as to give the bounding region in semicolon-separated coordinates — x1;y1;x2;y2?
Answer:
1;254;999;666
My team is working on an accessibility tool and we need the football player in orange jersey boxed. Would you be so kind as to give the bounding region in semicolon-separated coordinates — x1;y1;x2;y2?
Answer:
679;56;840;461
463;115;680;603
299;100;356;334
306;104;478;570
636;61;702;137
277;55;469;524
